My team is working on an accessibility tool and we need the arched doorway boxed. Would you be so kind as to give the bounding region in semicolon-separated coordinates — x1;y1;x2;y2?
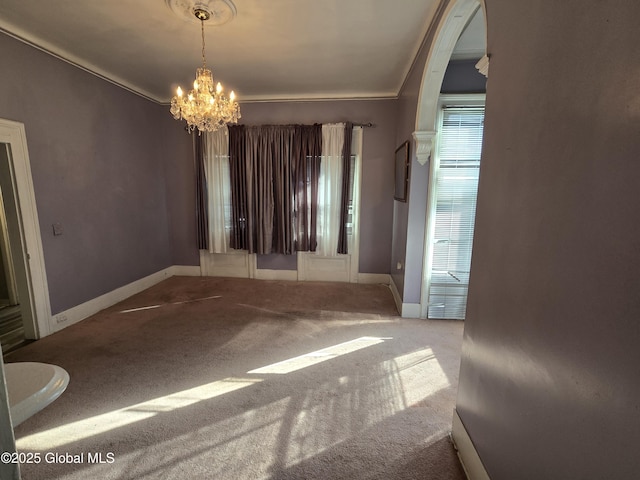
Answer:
412;0;488;318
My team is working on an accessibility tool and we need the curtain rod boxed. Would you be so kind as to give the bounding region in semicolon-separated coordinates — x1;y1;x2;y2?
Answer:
222;122;375;129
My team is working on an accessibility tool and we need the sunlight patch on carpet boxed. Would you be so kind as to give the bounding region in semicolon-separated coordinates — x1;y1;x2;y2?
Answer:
16;377;262;450
119;295;222;313
248;336;392;374
392;347;451;407
16;343;454;479
16;338;447;462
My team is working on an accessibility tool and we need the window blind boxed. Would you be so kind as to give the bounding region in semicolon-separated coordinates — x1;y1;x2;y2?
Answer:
427;107;484;319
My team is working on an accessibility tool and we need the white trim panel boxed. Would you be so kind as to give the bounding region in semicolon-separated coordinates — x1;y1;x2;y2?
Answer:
297;251;351;283
452;409;491;480
199;250;255;278
254;268;298;282
168;265;202;277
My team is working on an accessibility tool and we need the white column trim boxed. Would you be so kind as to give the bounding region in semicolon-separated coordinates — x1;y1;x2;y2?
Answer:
475;55;490;78
388;276;420;318
412;130;437;166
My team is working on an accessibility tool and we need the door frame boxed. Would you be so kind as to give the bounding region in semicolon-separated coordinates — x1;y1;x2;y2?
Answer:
0;118;51;339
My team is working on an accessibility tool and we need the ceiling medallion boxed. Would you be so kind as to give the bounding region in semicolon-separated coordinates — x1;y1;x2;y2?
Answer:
165;0;237;26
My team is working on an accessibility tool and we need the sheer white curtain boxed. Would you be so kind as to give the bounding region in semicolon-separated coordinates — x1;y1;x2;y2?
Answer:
203;127;231;253
317;123;344;256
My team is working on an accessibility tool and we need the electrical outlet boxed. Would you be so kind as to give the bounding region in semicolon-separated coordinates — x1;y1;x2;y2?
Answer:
52;223;63;236
396;262;403;270
56;314;68;324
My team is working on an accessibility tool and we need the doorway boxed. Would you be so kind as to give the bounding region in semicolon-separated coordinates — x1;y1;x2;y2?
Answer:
0;176;25;352
411;0;487;319
424;95;485;319
0;119;52;352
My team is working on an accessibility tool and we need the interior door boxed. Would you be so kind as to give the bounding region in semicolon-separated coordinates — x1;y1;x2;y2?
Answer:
0;184;19;307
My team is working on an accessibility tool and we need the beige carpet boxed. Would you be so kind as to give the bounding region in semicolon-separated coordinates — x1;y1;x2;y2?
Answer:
6;276;466;480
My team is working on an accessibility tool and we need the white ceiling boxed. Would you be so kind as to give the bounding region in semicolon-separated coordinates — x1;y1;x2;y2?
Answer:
0;0;485;104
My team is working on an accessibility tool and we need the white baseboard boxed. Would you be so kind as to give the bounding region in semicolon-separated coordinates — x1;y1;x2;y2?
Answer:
357;273;390;284
451;409;491;480
389;277;403;315
388;277;421;317
401;302;421;318
50;267;177;334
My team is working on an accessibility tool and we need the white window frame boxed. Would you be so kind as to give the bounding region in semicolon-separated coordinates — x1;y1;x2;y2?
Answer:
297;126;363;283
420;94;485;319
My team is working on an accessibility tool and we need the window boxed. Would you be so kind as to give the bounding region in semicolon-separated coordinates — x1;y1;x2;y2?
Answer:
201;124;361;258
426;96;485;319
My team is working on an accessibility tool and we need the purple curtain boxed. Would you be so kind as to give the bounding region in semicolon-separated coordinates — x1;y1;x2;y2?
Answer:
228;125;248;250
228;124;321;254
337;122;353;254
293;125;321;252
194;133;208;250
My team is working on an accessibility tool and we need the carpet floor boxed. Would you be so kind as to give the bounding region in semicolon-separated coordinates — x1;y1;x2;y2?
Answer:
6;276;467;480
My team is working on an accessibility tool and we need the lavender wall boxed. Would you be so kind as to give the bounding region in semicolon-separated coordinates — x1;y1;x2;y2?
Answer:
160;116;199;267
237;100;398;274
395;69;428;303
0;32;190;314
457;1;640;478
391;4;447;303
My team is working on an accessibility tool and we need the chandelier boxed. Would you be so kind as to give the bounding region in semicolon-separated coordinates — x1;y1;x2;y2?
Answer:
170;7;240;133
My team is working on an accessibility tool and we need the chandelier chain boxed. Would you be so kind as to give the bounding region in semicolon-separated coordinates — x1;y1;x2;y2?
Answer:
201;19;206;68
